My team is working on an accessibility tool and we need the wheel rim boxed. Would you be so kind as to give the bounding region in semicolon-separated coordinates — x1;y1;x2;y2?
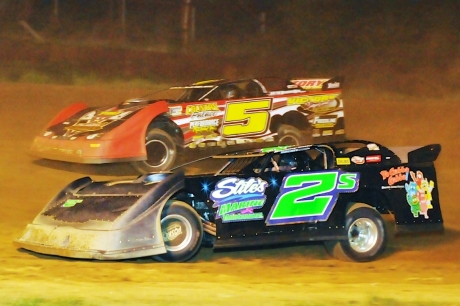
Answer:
145;139;170;167
160;214;193;252
347;217;378;253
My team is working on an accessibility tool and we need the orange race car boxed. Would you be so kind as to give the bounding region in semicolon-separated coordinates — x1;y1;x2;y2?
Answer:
30;77;345;173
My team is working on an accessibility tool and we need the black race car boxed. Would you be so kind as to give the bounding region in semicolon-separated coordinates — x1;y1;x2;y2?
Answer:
15;140;443;262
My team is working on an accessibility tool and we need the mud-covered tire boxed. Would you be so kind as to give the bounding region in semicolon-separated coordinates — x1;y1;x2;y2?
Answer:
153;201;203;262
131;128;176;174
324;205;387;262
277;124;305;146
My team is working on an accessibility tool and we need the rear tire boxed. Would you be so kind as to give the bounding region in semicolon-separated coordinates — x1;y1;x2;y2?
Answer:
324;205;387;262
277;124;305;146
131;128;177;174
153;201;203;262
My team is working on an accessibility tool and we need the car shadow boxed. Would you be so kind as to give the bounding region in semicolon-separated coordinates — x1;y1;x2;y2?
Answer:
32;158;139;177
381;216;459;258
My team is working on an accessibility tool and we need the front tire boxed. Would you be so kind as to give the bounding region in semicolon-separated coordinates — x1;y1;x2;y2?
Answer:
131;128;177;173
324;205;387;262
153;201;203;262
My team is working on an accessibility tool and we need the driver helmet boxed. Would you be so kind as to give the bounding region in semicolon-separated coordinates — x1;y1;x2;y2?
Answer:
222;85;239;99
279;154;297;170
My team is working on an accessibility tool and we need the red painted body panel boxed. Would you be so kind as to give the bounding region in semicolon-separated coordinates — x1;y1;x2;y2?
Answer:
30;101;169;163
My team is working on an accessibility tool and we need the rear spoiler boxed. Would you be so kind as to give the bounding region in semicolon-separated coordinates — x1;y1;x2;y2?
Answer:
408;144;441;163
290;76;344;91
322;76;344;91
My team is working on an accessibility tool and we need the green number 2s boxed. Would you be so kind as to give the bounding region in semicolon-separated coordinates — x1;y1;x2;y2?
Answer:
266;171;359;225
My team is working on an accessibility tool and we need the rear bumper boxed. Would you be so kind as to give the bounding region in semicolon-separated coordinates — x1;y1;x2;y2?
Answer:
29;136;145;164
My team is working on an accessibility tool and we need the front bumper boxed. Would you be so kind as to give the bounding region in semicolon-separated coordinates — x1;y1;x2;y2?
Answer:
14;220;166;260
29;136;144;164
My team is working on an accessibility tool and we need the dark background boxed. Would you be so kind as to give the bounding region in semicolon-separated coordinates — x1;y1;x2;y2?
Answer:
1;0;459;94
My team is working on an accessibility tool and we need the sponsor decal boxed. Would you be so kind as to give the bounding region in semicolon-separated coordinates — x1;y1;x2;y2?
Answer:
163;223;183;242
380;167;435;219
98;110;132;120
210;177;268;223
367;143;380;151
351;156;365;164
312;115;337;128
380;166;409;186
336;157;351;166
291;79;328;90
169;106;182;116
190;119;219;133
190;111;219;120
366;155;381;163
287;94;337;106
62;199;83;208
260;145;290;153
267;170;359;225
185;103;219;115
327;82;340;89
100;110;122;116
404;170;435;219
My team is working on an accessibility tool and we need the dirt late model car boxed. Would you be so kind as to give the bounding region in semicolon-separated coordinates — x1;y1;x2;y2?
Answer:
16;140;443;263
29;77;345;173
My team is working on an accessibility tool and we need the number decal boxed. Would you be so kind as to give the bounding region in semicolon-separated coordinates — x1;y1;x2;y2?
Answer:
266;170;359;225
221;99;272;137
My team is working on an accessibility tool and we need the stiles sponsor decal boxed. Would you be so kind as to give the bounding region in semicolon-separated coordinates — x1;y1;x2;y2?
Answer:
210;177;268;223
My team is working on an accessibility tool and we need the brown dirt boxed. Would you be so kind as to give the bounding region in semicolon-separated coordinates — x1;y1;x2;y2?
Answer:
1;82;459;305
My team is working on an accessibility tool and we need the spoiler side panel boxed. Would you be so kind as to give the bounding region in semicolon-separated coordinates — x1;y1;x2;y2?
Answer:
389;162;444;234
408;144;441;163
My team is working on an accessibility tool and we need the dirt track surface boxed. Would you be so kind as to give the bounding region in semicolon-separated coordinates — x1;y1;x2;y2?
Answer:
1;83;459;305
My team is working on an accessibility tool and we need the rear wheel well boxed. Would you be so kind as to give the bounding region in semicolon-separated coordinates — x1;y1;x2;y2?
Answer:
326;190;393;229
270;111;310;134
347;189;392;215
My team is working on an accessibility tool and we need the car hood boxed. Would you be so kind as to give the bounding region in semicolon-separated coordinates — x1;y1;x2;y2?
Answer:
48;99;164;139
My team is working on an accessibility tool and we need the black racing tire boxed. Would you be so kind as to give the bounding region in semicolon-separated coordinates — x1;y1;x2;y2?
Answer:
153;201;203;262
324;205;387;262
276;124;305;146
131;128;177;174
